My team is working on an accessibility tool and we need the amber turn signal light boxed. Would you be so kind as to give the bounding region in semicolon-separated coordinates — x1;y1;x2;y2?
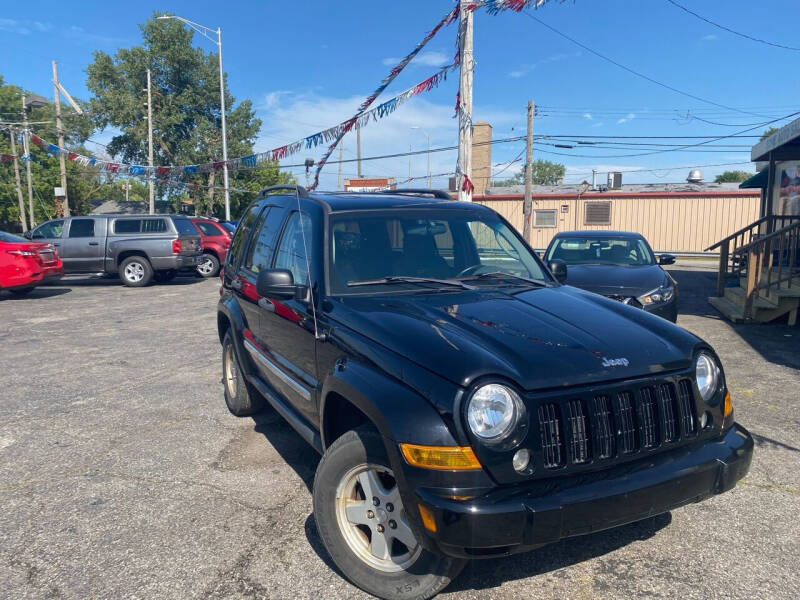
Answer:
723;391;733;418
400;443;482;471
417;503;437;532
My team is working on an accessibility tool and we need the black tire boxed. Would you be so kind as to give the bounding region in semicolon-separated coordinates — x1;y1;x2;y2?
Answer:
313;428;465;600
118;255;153;287
153;269;178;284
197;253;220;278
221;330;263;416
8;287;34;296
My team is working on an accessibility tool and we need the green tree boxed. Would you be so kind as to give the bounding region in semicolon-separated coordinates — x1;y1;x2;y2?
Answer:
1;75;98;230
86;13;292;219
494;160;566;186
714;170;753;183
760;127;779;141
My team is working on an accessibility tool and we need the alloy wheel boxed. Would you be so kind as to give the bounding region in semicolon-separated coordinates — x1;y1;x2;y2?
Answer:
197;256;215;276
124;262;145;283
334;463;421;573
223;342;238;398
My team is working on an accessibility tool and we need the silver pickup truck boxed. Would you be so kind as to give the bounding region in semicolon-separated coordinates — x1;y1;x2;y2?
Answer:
25;214;202;287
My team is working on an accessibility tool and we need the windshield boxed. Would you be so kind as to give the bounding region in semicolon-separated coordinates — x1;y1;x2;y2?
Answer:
546;235;655;266
329;211;548;294
0;230;28;243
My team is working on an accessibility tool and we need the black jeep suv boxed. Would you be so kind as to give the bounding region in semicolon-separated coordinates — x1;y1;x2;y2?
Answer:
217;186;753;600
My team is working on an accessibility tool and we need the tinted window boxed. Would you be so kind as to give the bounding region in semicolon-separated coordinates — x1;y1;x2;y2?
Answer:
32;220;64;239
172;217;196;236
114;219;141;234
0;231;28;242
244;208;286;273
546;236;655;266
142;219;167;233
226;204;262;268
275;211;312;284
196;221;223;236
69;219;95;238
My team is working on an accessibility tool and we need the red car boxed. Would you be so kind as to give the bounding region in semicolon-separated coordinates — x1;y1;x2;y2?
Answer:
190;217;233;278
0;230;63;296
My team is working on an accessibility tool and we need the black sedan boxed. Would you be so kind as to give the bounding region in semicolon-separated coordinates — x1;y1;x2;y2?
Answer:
543;230;678;322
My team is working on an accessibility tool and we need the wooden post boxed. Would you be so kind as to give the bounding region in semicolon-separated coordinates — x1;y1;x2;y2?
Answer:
457;1;474;202
52;61;69;217
146;68;155;215
9;129;28;231
716;239;729;297
522;100;534;243
744;245;762;320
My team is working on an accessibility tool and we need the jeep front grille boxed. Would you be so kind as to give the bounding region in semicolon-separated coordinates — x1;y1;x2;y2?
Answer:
534;377;698;470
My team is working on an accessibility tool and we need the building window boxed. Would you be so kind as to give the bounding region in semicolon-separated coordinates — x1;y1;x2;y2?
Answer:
533;210;557;228
584;201;612;225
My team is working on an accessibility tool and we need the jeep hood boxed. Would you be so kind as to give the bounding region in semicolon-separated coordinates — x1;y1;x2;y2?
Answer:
330;285;698;391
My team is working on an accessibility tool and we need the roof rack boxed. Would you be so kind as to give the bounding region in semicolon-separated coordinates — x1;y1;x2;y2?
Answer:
259;185;309;198
375;188;453;200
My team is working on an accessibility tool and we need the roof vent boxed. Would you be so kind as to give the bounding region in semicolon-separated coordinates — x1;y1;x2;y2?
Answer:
687;169;703;183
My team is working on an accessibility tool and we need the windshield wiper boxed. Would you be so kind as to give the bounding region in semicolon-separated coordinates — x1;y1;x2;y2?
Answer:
347;276;475;290
459;272;550;287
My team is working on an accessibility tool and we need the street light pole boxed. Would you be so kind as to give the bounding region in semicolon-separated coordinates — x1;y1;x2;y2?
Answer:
158;14;230;220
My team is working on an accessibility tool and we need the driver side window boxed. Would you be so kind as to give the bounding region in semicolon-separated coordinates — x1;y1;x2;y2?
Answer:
275;212;313;284
32;220;64;239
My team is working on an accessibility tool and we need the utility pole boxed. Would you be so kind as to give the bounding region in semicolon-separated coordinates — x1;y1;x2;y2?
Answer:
146;68;155;215
356;124;363;178
522;100;535;244
52;61;69;217
9;129;28;232
457;2;474;202
337;142;343;190
21;95;35;227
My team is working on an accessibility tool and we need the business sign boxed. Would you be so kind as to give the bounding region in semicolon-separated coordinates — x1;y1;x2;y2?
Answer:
778;163;800;215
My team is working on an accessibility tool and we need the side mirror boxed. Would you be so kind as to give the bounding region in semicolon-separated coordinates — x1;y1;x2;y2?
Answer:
549;259;568;283
23;230;33;239
256;268;298;299
659;254;676;266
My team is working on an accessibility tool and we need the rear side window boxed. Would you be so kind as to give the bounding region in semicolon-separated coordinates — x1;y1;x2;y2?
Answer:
226;204;263;268
114;219;141;234
172;217;196;236
195;221;223;236
244;208;286;273
142;219;167;233
69;219;95;238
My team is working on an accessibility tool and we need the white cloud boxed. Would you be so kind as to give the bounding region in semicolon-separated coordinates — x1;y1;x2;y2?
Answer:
583;113;593;120
591;121;604;128
616;112;636;125
255;89;518;189
507;51;581;79
702;34;718;41
381;51;450;68
0;18;31;35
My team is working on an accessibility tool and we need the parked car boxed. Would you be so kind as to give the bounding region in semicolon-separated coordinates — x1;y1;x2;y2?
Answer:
543;230;679;322
217;187;752;600
0;230;63;295
190;216;232;278
25;214;202;287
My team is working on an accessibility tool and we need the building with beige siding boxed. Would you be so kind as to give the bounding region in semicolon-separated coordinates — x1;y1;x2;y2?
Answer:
474;183;760;254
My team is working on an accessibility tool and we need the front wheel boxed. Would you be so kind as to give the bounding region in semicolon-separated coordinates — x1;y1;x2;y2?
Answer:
221;330;263;416
197;253;220;278
313;428;465;600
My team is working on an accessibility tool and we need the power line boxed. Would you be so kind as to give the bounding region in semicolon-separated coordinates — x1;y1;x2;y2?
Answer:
665;0;800;51
523;11;767;118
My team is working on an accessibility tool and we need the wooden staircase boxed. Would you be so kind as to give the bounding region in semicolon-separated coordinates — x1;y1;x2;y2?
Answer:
707;215;800;324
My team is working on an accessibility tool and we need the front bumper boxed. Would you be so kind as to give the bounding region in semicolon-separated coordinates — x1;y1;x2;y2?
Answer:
415;423;752;558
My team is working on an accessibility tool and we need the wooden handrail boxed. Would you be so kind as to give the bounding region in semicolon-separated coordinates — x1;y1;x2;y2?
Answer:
732;219;800;255
705;216;769;251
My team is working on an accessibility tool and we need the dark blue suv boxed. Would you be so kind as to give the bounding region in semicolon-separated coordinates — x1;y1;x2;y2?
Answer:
217;186;752;600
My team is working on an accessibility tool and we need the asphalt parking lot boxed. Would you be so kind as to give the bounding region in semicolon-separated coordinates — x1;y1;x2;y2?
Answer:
1;263;799;600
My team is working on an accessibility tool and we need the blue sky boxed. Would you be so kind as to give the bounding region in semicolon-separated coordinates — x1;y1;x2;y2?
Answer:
2;0;799;189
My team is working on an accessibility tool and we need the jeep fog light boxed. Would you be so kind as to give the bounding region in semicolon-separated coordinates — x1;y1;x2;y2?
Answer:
512;449;530;473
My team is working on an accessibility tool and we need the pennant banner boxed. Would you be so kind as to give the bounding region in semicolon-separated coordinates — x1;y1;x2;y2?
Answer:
1;153;16;163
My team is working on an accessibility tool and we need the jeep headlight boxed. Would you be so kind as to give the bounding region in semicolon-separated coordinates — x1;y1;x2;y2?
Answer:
695;353;720;402
638;284;674;305
467;384;525;443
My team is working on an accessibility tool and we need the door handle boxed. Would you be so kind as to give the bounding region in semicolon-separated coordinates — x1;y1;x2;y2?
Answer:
88;242;99;246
